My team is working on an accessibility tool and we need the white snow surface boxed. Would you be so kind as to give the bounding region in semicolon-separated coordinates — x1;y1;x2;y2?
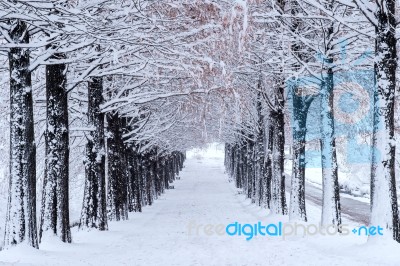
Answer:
0;143;399;266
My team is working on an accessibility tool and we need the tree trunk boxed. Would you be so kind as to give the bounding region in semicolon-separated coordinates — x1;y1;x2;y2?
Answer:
80;77;107;230
127;147;135;212
264;123;274;209
270;86;287;215
288;0;313;222
289;95;312;222
40;53;71;243
241;139;248;196
255;92;265;206
269;0;287;215
320;62;341;227
4;20;38;248
246;137;254;200
370;0;399;242
318;7;342;226
145;152;154;205
106;112;128;221
135;153;144;211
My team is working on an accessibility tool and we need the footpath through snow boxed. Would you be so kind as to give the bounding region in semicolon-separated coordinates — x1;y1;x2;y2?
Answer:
0;144;399;266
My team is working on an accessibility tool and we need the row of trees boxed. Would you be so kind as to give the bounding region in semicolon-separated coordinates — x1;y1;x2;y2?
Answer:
221;0;400;243
0;0;236;249
3;0;400;249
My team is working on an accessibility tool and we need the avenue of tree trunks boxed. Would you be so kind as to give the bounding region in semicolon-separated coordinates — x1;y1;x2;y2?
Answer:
1;0;400;249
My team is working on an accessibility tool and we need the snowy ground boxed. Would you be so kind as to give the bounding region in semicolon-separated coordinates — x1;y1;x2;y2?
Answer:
0;143;399;265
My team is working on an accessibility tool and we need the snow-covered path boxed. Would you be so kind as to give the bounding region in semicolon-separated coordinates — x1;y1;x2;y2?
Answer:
0;146;399;266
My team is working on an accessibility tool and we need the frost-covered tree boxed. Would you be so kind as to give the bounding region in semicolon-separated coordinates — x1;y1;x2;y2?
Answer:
40;51;71;243
3;19;38;248
352;0;400;242
79;76;107;230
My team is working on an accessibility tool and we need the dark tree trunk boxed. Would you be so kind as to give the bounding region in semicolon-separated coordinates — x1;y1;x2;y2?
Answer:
267;0;287;215
245;136;254;200
162;157;169;190
149;151;158;200
133;152;142;212
4;20;38;248
270;85;287;215
168;154;175;183
127;147;135;212
80;77;107;230
40;53;71;243
289;94;312;222
135;153;144;211
106;112;128;221
140;154;148;207
370;0;399;242
264;123;274;209
241;140;248;196
288;0;313;222
255;91;265;206
145;152;153;206
235;144;243;189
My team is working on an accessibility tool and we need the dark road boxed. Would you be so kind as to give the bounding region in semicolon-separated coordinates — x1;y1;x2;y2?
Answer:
286;181;370;225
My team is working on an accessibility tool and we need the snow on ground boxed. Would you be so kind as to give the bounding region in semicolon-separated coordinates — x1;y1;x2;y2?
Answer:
0;143;399;266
